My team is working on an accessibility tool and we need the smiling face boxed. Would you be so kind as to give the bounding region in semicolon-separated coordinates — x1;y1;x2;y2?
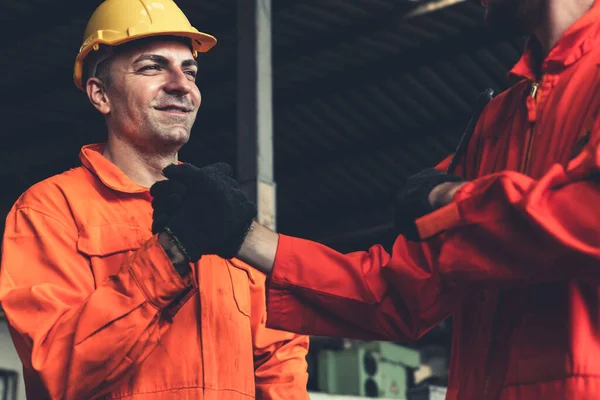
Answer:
87;37;201;155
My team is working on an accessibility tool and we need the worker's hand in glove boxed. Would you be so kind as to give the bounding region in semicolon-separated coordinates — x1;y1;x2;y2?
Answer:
150;162;257;262
394;168;465;241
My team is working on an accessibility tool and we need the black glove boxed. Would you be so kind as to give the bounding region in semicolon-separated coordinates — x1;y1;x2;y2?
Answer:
393;168;464;241
150;162;257;262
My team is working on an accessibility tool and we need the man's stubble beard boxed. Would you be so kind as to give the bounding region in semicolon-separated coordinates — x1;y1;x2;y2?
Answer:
128;117;193;158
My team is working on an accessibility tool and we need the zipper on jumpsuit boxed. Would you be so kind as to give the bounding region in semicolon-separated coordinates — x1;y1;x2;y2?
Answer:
482;80;540;400
522;81;540;173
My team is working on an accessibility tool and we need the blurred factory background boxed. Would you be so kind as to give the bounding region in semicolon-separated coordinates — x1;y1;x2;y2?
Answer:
0;0;524;398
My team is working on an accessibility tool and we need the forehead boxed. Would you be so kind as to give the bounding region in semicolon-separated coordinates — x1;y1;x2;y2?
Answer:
116;39;196;64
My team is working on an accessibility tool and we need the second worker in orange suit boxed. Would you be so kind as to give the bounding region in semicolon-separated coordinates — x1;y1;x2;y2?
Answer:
152;0;600;398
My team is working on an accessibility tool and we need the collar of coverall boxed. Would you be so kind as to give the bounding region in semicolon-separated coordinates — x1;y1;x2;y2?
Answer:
80;143;183;194
509;0;600;81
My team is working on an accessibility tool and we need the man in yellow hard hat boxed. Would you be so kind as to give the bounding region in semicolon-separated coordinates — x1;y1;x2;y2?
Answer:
0;1;309;399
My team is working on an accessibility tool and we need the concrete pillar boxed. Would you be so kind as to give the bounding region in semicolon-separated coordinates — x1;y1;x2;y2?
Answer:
236;0;276;230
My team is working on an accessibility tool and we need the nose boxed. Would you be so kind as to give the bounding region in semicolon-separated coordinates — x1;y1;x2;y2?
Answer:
164;69;192;96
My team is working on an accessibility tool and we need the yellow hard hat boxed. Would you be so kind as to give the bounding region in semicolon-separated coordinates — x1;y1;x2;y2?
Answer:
74;0;217;90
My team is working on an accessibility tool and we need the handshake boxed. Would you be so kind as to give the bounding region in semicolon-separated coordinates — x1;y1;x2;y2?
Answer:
150;161;465;265
150;162;257;263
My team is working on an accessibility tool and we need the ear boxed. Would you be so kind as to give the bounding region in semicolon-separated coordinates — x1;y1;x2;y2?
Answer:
86;77;111;115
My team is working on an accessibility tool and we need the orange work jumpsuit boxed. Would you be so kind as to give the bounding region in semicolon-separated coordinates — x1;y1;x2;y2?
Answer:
265;3;600;399
0;144;309;400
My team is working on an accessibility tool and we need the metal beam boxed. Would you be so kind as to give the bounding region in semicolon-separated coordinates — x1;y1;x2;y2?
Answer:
237;0;276;230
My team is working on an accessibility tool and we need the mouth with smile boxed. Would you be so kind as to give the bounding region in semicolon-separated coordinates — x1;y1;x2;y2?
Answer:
154;104;193;116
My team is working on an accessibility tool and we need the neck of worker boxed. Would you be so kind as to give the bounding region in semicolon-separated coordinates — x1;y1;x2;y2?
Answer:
103;134;179;188
534;0;594;55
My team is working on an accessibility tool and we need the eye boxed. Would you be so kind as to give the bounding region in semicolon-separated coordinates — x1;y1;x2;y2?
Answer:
185;70;198;78
138;64;161;72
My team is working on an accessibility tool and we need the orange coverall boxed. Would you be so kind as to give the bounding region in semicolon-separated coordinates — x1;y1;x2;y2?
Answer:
265;3;600;399
0;144;309;400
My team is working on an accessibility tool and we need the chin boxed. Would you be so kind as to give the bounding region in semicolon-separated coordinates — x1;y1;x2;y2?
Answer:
166;133;190;147
163;125;191;140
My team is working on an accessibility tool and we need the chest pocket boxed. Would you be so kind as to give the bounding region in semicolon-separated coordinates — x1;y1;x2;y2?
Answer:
77;224;148;284
227;259;255;317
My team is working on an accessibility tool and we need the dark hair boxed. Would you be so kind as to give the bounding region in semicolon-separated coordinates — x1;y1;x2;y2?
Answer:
82;45;114;88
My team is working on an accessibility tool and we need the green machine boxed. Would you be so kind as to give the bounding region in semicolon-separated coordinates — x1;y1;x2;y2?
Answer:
317;342;420;398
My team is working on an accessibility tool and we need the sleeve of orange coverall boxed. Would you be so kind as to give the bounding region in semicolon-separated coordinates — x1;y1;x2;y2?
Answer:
266;233;464;341
411;126;600;284
0;205;196;400
266;133;600;338
228;259;310;399
264;155;465;341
